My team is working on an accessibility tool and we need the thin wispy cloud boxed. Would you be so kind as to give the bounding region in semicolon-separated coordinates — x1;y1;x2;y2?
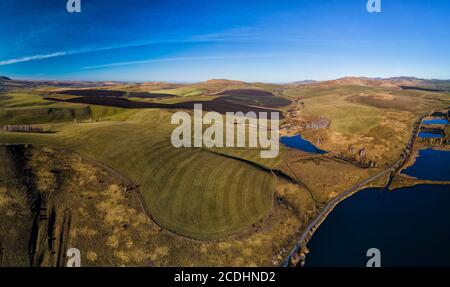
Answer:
0;33;245;67
0;39;190;66
81;53;290;70
0;27;374;68
0;52;67;66
0;30;307;67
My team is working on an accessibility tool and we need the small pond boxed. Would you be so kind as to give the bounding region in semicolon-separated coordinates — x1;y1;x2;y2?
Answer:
422;118;449;125
418;132;443;139
280;134;327;154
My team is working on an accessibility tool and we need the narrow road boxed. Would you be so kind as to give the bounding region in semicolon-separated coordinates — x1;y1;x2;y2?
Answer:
281;113;427;267
281;167;391;267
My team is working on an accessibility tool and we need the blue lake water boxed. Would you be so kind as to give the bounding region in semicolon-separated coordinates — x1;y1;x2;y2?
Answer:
422;118;449;125
418;132;443;139
402;149;450;181
305;149;450;267
305;184;450;267
280;135;327;154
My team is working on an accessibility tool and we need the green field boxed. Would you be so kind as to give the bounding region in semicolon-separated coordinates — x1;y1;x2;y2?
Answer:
2;78;449;266
0;95;277;239
305;100;382;134
2;80;449;242
151;87;207;97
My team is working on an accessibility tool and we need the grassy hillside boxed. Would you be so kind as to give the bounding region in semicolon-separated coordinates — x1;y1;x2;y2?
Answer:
0;92;136;125
0;106;277;240
283;84;450;166
0;145;168;267
3;78;443;266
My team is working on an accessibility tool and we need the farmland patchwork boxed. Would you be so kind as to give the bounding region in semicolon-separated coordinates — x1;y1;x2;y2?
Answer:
171;104;280;158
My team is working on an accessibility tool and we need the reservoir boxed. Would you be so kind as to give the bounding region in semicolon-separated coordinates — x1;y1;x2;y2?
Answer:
422;118;449;125
305;149;450;267
418;131;443;139
305;184;450;267
281;134;327;154
402;149;450;181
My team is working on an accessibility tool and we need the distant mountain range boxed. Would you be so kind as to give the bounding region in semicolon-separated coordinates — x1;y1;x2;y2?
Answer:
290;80;318;86
0;76;126;91
299;76;450;92
1;75;449;92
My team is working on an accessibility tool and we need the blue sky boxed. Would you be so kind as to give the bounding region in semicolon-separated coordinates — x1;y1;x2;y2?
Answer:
0;0;449;82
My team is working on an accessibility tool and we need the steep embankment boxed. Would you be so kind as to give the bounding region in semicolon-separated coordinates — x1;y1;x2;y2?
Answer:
0;145;34;266
0;145;155;267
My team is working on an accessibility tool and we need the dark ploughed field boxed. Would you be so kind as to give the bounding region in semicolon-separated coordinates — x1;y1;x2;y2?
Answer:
44;95;284;119
56;89;126;97
127;92;176;98
221;95;291;108
54;89;176;99
400;86;450;92
217;89;291;108
216;89;275;97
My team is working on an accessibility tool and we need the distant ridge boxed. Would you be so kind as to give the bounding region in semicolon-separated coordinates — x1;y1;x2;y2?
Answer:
1;76;449;92
203;79;246;84
290;80;317;86
300;76;450;91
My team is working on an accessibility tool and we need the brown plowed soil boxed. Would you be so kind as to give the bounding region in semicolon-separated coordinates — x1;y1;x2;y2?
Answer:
44;96;284;119
216;89;275;97
55;90;126;97
127;92;176;98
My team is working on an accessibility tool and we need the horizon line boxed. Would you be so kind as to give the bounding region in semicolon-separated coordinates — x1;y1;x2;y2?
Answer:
2;75;450;85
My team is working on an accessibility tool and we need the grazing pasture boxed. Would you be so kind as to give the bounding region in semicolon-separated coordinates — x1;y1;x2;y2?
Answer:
0;108;277;240
2;78;449;266
282;83;450;167
150;87;207;97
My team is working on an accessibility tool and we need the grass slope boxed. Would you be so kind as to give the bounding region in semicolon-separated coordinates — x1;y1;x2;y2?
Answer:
0;105;276;240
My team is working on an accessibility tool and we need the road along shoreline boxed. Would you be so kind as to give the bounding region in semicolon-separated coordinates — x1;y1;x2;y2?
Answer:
281;112;428;267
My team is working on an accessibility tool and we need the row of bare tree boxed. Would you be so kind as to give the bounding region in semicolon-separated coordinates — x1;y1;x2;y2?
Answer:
2;125;44;133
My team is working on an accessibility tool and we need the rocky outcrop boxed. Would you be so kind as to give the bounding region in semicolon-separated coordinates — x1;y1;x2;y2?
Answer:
317;137;323;146
343;146;378;168
305;117;330;131
359;148;366;159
